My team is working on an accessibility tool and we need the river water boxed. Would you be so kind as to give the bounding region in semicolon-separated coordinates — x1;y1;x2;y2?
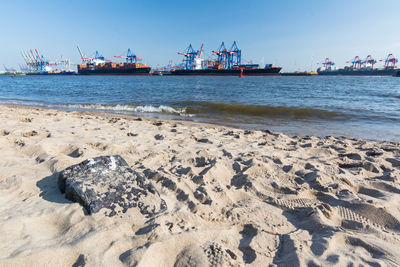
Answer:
0;75;399;141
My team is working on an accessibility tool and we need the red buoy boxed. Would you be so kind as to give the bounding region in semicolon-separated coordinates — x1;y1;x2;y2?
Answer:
239;68;243;78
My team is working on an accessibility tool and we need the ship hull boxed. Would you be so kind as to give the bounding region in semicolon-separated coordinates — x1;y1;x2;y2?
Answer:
170;67;282;76
27;71;76;75
318;69;397;76
78;67;151;75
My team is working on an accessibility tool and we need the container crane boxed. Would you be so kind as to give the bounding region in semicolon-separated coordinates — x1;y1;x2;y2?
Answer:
76;46;110;65
380;54;398;69
318;58;335;71
19;65;28;72
346;56;363;69
211;42;241;69
30;49;40;71
77;45;90;63
177;44;201;70
212;42;228;68
363;55;376;69
229;41;241;67
3;65;16;72
114;49;142;63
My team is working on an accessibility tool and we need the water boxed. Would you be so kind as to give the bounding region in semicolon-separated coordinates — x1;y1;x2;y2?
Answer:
0;75;399;141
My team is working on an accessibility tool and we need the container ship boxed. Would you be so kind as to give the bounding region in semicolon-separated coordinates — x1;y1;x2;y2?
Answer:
21;49;76;75
77;47;151;75
317;55;398;76
169;42;282;76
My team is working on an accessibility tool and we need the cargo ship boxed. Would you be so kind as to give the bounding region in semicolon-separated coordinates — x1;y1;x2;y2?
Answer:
317;55;398;76
280;71;318;76
27;70;76;75
171;64;281;76
169;42;282;76
77;47;151;75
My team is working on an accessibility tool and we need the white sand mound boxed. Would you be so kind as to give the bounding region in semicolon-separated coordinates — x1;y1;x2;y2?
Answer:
0;104;400;266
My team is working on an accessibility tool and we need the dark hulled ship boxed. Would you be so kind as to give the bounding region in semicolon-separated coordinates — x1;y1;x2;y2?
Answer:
169;42;282;76
76;47;151;75
77;62;151;75
170;64;282;76
317;55;398;76
318;66;397;76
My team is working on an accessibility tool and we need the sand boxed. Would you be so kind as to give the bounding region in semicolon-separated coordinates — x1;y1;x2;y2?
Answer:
0;104;399;267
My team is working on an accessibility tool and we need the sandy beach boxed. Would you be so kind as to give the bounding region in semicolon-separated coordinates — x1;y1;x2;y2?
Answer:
0;104;399;266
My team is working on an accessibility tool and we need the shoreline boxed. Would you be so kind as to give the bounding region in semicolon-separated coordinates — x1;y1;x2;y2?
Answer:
2;103;398;143
1;104;399;266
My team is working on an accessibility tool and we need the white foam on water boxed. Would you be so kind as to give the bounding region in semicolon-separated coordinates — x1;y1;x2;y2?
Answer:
64;104;189;116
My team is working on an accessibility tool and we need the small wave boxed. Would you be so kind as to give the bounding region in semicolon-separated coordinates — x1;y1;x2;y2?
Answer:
185;102;348;120
62;104;189;116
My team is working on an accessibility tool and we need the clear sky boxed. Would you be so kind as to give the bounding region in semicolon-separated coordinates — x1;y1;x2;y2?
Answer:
1;0;400;71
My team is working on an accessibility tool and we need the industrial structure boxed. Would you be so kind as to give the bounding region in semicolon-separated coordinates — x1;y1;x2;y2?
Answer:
317;53;398;75
5;43;400;77
171;41;281;75
3;65;17;73
346;56;363;70
318;58;335;71
177;44;203;70
212;41;242;69
381;54;398;69
76;46;151;75
114;49;142;63
21;49;75;75
364;55;376;69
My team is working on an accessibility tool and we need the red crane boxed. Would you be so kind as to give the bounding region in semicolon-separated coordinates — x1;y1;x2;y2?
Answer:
364;55;376;69
346;56;363;69
380;54;398;69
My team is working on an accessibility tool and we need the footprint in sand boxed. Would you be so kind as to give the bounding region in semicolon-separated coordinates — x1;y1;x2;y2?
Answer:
22;130;38;137
20;118;32;123
88;142;108;151
14;139;25;147
386;158;400;168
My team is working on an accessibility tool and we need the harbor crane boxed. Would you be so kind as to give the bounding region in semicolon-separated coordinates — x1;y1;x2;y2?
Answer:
76;46;110;65
114;49;142;63
20;49;59;73
177;44;202;70
212;42;228;68
3;65;16;72
346;56;363;69
77;45;91;63
229;41;242;67
380;54;398;69
363;55;376;69
318;58;335;71
212;41;242;69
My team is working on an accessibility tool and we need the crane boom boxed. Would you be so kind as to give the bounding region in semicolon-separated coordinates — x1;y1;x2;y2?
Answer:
77;45;85;59
21;52;29;64
35;49;44;64
27;51;36;64
30;50;38;64
199;44;204;58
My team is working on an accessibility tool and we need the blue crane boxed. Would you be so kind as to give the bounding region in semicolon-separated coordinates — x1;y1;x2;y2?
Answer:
114;49;143;63
178;44;200;70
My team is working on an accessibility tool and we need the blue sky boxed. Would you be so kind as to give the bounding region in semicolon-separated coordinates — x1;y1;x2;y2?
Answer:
1;0;400;71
